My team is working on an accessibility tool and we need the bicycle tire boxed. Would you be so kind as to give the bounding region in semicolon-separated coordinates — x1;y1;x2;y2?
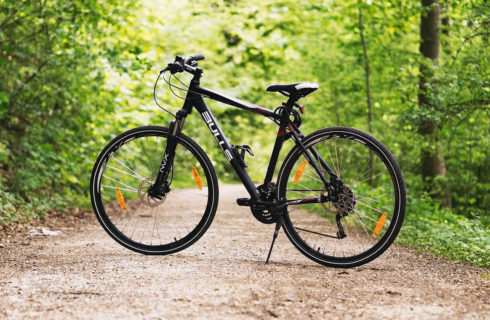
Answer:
90;126;219;255
277;127;406;268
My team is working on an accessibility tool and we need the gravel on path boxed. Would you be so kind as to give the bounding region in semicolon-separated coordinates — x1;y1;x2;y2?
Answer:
0;185;488;319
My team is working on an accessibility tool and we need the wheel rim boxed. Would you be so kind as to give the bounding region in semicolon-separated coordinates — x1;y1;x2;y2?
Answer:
280;130;402;263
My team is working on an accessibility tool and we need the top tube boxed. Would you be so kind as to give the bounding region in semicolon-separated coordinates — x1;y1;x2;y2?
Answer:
194;86;278;119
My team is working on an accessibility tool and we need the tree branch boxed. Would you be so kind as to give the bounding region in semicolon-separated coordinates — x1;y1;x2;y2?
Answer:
449;31;490;68
9;60;48;104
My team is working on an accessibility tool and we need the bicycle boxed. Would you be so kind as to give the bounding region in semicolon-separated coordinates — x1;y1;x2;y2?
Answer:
90;54;406;268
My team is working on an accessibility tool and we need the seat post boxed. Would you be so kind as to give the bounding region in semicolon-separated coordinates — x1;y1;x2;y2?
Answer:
284;95;299;109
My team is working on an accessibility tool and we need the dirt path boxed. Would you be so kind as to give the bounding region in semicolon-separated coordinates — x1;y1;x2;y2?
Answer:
0;185;488;319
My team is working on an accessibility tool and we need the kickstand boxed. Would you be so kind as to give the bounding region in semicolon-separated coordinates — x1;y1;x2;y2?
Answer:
265;217;283;264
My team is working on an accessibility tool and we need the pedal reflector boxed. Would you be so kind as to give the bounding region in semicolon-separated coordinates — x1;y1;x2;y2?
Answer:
294;160;308;184
116;187;126;211
373;212;388;236
192;166;203;190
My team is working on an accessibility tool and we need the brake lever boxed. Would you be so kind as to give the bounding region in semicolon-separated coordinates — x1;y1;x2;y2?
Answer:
166;62;184;75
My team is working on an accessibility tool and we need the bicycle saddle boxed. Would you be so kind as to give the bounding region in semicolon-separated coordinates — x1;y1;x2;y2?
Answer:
266;82;319;98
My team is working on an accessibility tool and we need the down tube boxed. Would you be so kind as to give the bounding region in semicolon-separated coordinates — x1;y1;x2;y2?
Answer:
193;97;260;200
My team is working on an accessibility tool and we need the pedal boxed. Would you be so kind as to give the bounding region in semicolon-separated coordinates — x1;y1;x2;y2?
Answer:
233;145;254;168
236;198;251;206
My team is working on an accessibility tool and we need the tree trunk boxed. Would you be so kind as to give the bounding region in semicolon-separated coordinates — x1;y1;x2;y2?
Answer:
441;2;451;55
418;0;452;208
358;7;374;184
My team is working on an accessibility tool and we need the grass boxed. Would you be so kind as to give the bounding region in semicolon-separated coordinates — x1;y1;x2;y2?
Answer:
0;189;86;224
396;195;490;268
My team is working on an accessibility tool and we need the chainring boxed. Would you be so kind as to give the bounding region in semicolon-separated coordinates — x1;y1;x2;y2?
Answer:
250;183;280;224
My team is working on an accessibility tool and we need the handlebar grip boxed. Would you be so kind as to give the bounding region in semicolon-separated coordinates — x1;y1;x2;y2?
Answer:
185;54;205;64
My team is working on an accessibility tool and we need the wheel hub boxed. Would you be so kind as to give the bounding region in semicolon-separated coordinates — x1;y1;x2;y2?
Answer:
333;185;356;215
138;177;166;207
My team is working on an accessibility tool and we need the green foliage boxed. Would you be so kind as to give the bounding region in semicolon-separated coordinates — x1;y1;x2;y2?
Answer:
0;0;141;220
0;189;66;223
398;195;490;268
0;0;488;266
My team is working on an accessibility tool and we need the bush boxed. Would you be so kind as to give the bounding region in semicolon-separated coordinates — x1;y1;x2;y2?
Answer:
397;195;490;268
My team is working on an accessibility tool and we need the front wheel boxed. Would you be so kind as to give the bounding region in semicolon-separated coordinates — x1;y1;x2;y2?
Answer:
90;126;219;255
277;127;406;268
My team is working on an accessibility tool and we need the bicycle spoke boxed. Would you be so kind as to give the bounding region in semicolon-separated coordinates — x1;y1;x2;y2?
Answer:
153;206;163;245
356;171;387;184
356;200;387;214
119;201;145;233
320;203;337;215
112;157;146;180
334;138;341;178
101;185;138;193
356;194;390;203
347;215;366;254
173;188;208;198
350;212;372;239
305;158;327;180
279;128;404;266
140;207;153;243
322;140;339;177
138;137;154;179
302;172;324;184
352;209;378;223
102;175;138;192
106;165;142;180
92;129;216;253
295;227;338;239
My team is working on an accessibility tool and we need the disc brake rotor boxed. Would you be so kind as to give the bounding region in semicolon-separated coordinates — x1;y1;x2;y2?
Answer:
333;185;356;214
320;185;356;215
138;177;166;207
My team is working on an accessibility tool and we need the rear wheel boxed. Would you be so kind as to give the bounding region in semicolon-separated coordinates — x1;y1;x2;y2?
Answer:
90;126;218;254
277;127;405;268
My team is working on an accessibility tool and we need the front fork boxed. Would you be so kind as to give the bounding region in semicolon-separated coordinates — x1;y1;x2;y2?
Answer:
149;117;186;198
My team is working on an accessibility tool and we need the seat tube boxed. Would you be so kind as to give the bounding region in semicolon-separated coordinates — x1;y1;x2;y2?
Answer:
263;126;287;186
263;108;291;185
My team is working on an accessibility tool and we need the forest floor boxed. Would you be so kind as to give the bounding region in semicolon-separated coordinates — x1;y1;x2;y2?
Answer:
0;185;488;320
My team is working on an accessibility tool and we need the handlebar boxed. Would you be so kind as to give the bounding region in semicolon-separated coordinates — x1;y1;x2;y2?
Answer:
163;54;205;75
185;54;205;64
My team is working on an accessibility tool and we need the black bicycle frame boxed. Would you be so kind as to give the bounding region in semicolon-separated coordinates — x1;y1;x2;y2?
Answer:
155;72;337;204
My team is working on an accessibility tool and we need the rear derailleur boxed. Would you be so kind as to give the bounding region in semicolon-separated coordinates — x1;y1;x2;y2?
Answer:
328;178;356;239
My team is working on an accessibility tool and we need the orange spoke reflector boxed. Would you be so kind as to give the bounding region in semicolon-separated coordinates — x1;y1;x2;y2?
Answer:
294;160;308;184
192;166;203;190
116;187;126;211
373;212;388;237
